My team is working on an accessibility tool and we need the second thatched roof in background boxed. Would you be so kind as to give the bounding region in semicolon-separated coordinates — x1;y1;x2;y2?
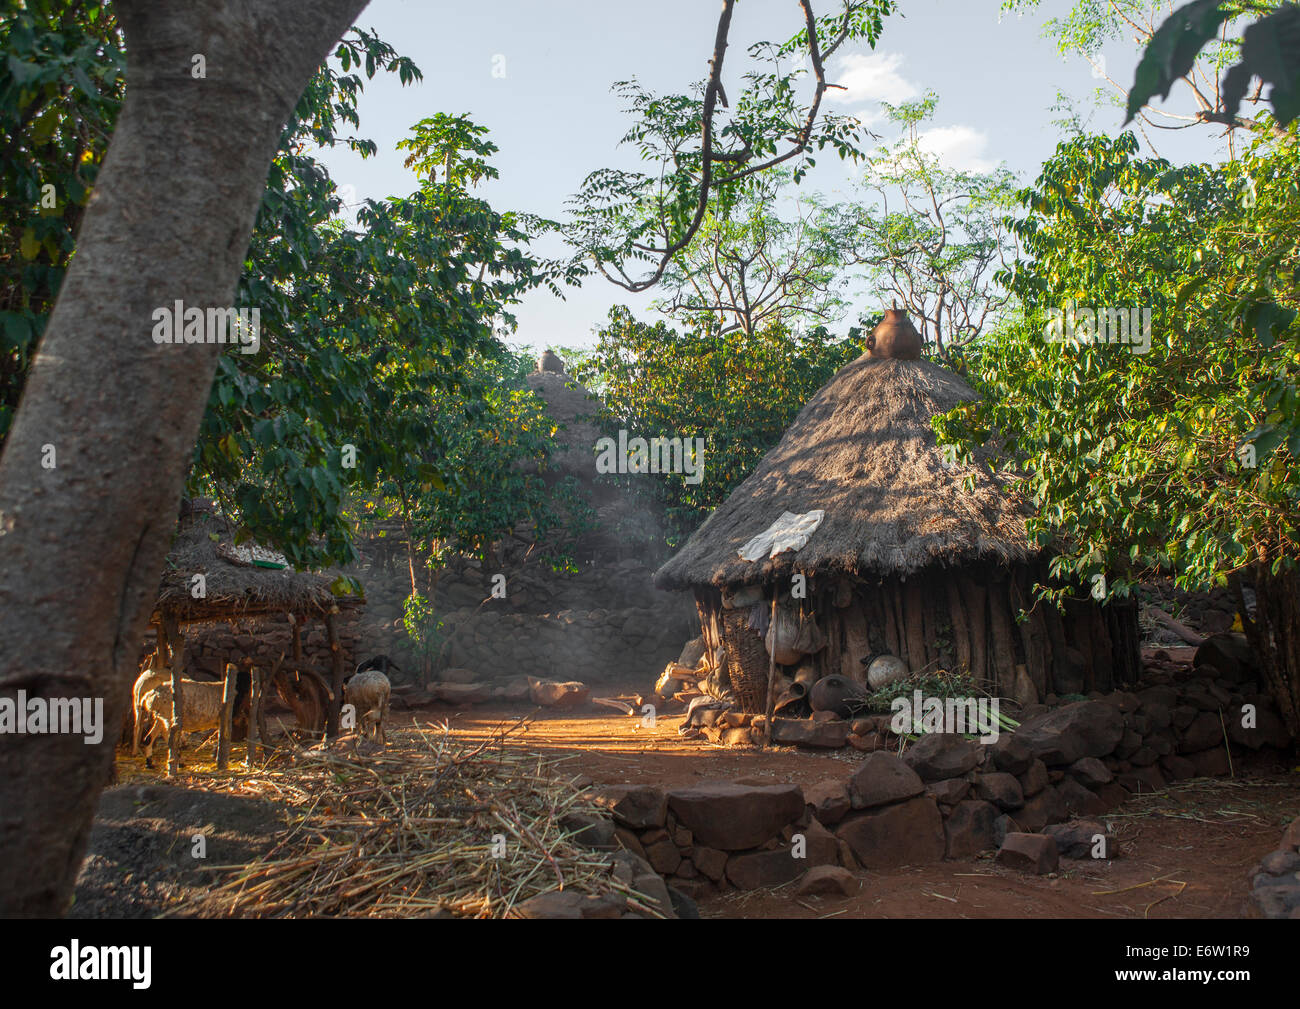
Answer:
654;355;1039;591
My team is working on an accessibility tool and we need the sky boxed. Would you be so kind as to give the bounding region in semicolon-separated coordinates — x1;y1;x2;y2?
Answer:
313;0;1237;356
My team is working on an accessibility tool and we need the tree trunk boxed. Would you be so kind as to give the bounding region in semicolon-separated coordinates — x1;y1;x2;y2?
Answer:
165;622;185;777
216;662;237;770
0;0;369;916
946;577;972;677
1240;565;1300;738
903;579;928;674
326;608;345;735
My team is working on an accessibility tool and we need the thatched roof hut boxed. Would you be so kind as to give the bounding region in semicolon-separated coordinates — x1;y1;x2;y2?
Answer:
654;343;1139;714
155;501;343;624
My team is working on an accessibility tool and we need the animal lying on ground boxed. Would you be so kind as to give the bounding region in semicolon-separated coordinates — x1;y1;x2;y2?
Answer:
140;678;232;768
343;669;391;745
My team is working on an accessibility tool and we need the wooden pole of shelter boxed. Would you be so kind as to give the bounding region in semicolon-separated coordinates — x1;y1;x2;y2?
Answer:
216;662;237;770
245;665;262;769
325;608;345;736
763;593;778;746
163;617;185;777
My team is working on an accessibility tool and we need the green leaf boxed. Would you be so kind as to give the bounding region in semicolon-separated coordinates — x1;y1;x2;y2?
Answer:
1125;0;1232;125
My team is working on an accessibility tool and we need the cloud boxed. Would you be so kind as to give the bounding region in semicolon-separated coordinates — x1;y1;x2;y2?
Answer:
915;124;995;172
827;52;920;108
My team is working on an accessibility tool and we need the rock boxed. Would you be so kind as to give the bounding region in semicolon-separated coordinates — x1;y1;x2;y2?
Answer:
692;845;728;882
794;816;840;865
902;733;982;782
560;812;616;850
667;782;804;850
1014;701;1125;766
770;716;850;749
924;778;971;806
1282;816;1300;853
439;667;479;684
643;836;682;875
667;886;700;919
1188;747;1231;777
513;890;586;918
528;677;590;709
796;865;859;897
944;799;999;858
1044;820;1118;859
1117;765;1165;794
430;682;492;704
1251;882;1300;918
1018;759;1049;797
867;654;908;690
1228;706;1291;750
836;797;945;868
1171;704;1197;730
1178;711;1223;754
973;772;1024;811
592;784;668;829
1056;776;1108;816
725;848;805;890
500;677;532;701
1128;746;1159;767
991;733;1034;776
1259;850;1300;875
1193;632;1255;683
1068;757;1113;788
848;751;925;809
996;832;1059;874
1159;754;1197;781
1114;729;1142;760
721;727;753;746
804;779;852;826
1002;784;1065;832
613;827;645;859
846;732;883;752
673;858;698;879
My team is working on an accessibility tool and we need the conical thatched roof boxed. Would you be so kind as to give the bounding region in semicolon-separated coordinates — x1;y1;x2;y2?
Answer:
155;502;346;624
654;355;1039;591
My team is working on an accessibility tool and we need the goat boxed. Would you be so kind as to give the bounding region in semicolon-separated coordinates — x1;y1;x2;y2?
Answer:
140;677;239;768
131;663;171;756
343;669;391;745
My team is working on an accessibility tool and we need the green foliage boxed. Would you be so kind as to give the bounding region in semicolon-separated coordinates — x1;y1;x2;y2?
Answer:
935;130;1300;603
0;0;124;438
572;307;865;539
1124;0;1233;123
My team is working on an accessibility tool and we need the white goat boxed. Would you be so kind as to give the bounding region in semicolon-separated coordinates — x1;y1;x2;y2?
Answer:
131;664;171;756
140;678;230;768
344;670;390;745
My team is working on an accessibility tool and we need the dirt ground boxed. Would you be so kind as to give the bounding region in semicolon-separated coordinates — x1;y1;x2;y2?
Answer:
91;678;1299;919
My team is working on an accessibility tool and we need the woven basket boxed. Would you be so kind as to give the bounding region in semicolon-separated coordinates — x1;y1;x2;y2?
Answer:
721;607;771;713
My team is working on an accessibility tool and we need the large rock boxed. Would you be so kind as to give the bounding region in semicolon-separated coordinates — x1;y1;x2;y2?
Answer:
991;734;1034;776
796;865;859;897
1193;632;1255;683
804;779;852;826
725;848;805;890
1044;820;1119;860
1056;776;1108;816
1014;701;1125;765
667;782;804;850
771;716;851;749
528;677;590;709
973;772;1024;811
1068;756;1113;788
1227;706;1292;750
996;832;1059;874
836;797;945;868
902;733;982;782
1002;784;1065;832
1178;711;1223;754
944;799;999;859
848;752;925;809
592;784;667;829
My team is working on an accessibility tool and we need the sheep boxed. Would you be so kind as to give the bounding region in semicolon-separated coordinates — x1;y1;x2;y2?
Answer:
139;678;231;768
343;669;390;746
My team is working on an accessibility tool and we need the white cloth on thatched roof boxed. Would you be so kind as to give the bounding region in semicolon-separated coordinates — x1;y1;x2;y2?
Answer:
738;510;825;561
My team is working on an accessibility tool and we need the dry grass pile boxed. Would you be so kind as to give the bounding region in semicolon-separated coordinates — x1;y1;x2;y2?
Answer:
195;720;651;918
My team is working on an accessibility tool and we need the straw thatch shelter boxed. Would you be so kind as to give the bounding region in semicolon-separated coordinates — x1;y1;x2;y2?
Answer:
654;338;1140;714
143;500;363;767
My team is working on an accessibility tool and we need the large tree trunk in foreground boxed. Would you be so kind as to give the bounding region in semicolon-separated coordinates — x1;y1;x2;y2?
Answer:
0;0;368;916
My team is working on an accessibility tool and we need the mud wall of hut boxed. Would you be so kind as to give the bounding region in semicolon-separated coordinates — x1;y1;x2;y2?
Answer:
700;561;1141;712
